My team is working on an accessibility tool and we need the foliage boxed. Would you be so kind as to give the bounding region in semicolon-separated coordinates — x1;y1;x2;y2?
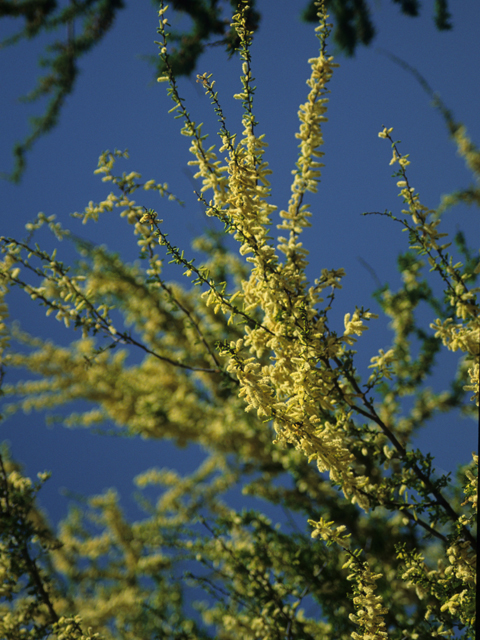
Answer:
0;1;478;639
1;0;453;182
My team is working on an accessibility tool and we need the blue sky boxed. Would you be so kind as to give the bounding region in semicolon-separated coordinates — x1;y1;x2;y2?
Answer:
1;0;479;526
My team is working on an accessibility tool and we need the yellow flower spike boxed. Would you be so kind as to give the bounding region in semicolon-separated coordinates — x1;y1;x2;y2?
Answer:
389;149;399;165
378;126;393;138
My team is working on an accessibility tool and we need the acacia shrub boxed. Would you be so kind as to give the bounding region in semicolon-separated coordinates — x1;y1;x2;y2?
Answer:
0;2;478;639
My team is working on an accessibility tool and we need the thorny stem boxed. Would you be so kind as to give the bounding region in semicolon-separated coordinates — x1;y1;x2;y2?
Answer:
0;241;221;375
333;357;476;549
368;132;478;319
141;226;239;385
152;219;275;337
